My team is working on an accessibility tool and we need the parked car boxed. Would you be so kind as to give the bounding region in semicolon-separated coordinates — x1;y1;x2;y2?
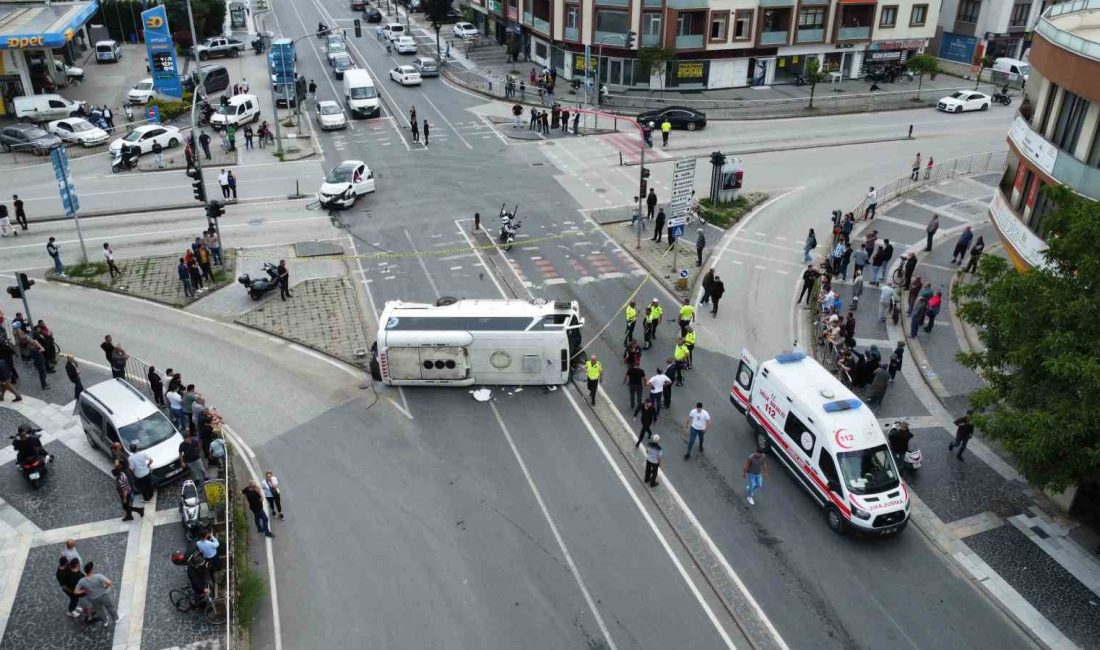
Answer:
394;36;417;54
47;118;110;146
382;23;406;41
12;94;84;122
127;78;157;104
193;36;245;60
315;100;348;130
389;65;422;86
636;106;707;131
350;0;366;8
109;124;181;155
332;53;355;79
412;56;438;77
0;124;62;155
326;35;348;64
453;22;478;40
364;7;383;22
319;160;375;208
937;91;991;113
54;59;84;81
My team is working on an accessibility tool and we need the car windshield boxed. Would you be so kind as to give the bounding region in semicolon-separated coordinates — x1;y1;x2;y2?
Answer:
836;444;900;495
950;91;967;99
119;412;178;449
1017;64;1031;76
216;104;237;115
135;81;153;91
24;128;50;139
334;55;351;65
326;164;357;183
320;104;341;115
349;86;377;99
329;41;346;53
122;130;144;142
71;121;94;132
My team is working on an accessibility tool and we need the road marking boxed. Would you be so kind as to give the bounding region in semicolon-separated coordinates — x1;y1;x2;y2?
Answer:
707;188;804;271
488;401;616;649
454;219;509;297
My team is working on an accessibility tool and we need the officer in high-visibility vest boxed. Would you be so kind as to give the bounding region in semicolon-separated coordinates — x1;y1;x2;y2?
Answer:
684;327;697;369
678;298;695;337
673;338;689;386
624;300;637;346
644;298;662;349
584;355;602;406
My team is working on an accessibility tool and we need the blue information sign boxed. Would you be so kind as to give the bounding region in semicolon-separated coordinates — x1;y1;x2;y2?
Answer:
670;224;685;238
50;147;80;215
142;6;182;98
145;105;161;124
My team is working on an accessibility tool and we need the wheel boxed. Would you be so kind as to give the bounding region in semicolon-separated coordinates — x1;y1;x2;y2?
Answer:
30;477;41;489
826;506;847;535
168;137;179;148
199;52;209;61
435;296;457;306
203;598;222;624
170;589;192;612
112;162;122;173
686;122;697;131
231;49;239;58
1002;96;1013;106
249;289;262;300
955;106;962;113
980;103;988;111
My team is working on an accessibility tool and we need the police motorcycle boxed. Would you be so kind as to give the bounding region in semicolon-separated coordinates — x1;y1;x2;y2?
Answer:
498;203;521;252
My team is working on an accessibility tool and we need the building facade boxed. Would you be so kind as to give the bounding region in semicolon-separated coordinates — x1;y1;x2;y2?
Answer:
464;0;940;89
990;0;1100;269
933;0;1052;65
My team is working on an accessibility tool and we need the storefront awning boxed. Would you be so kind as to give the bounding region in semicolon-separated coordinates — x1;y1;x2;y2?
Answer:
0;1;99;50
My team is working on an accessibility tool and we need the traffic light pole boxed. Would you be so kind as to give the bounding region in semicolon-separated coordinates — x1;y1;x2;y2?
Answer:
185;0;224;263
636;145;645;250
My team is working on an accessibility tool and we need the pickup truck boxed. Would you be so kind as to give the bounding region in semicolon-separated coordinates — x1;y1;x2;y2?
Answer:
193;37;245;60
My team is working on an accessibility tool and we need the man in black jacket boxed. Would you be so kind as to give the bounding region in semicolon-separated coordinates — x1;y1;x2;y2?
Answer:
710;275;726;315
633;398;657;447
949;411;975;460
651;209;666;243
646;189;658;220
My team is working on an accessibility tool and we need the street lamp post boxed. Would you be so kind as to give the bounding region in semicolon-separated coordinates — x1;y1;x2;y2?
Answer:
185;0;223;258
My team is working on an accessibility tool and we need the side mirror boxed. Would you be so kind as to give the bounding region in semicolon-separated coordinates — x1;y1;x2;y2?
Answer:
827;480;841;494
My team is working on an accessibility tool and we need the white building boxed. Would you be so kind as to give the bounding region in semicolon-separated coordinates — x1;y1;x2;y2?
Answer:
933;0;1050;64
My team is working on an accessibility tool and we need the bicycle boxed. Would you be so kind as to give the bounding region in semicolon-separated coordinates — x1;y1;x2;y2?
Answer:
891;265;905;286
170;586;222;624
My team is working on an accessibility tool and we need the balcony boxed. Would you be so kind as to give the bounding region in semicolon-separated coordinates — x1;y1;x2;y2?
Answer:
487;0;502;13
642;32;661;46
523;10;532;25
675;34;705;48
838;25;871;39
759;0;795;6
1010;116;1100;200
668;0;708;7
1036;0;1100;61
796;28;824;42
533;17;551;34
760;30;789;45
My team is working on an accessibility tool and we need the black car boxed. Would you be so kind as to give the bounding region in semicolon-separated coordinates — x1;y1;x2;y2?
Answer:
364;7;383;22
0;124;62;155
442;7;463;23
637;106;707;131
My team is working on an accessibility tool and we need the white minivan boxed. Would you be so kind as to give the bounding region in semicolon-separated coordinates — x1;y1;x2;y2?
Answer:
210;94;261;130
342;68;380;118
730;349;910;536
95;40;122;63
992;57;1030;86
78;379;186;485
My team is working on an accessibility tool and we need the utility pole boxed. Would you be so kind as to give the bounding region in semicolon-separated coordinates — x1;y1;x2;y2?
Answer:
636;144;646;250
185;0;224;258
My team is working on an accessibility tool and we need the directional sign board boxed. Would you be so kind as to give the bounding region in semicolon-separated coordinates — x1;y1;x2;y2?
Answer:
50;147;79;215
669;158;697;223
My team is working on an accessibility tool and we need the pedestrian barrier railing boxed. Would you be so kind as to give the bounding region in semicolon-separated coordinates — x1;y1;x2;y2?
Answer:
847;150;1008;218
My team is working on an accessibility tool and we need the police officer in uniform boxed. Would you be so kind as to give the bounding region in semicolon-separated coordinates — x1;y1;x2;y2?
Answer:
678;298;695;337
624;301;638;346
684;327;697;369
673;338;690;386
584;355;602;406
644;298;663;349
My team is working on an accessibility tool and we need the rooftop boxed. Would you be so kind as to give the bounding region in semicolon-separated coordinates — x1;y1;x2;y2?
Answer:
1038;0;1100;61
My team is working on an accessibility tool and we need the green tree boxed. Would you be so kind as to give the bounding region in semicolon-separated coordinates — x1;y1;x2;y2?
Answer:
637;46;675;93
905;53;940;94
421;0;452;64
974;54;996;90
955;186;1100;491
803;57;828;109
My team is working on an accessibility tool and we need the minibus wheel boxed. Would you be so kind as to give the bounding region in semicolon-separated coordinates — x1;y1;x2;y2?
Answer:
826;507;846;535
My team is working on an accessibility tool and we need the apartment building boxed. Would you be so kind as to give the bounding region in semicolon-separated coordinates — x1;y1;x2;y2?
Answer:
934;0;1052;64
990;0;1100;269
464;0;940;89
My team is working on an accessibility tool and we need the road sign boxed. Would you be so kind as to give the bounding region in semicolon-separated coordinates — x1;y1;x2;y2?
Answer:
669;159;697;220
142;6;182;98
668;216;687;227
50;148;80;215
670;224;685;238
145;105;161;124
679;268;690;279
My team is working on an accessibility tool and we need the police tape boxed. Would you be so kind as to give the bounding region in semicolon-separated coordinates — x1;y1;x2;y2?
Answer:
235;228;600;262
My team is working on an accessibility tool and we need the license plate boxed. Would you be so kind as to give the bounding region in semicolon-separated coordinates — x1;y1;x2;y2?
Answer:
29;472;40;480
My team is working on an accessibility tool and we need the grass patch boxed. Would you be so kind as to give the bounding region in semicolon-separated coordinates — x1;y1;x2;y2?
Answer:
61;261;108;278
698;192;769;229
231;487;267;629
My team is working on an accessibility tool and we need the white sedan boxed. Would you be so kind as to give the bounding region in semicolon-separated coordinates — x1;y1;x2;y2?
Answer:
127;78;156;104
315;100;348;130
937;91;991;113
318;160;375;209
453;22;478;40
394;36;417;54
389;65;422;86
109;124;182;155
47;117;109;146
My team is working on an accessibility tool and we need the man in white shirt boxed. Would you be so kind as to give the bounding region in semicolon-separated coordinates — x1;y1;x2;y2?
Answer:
864;186;878;219
127;442;153;501
218;169;230;199
646;368;671;417
103;242;120;279
684;402;711;460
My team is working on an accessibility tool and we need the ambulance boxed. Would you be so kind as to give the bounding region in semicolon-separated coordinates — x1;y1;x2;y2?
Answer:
730;349;909;535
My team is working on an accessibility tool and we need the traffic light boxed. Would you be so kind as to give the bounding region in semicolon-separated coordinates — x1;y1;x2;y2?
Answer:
6;286;20;300
192;177;206;202
626;31;636;49
18;273;33;291
354;18;362;38
641;167;651;180
710;151;727;167
206;200;225;223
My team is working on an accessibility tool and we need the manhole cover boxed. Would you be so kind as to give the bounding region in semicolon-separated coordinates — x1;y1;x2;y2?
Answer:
529;162;544;167
594;188;607;194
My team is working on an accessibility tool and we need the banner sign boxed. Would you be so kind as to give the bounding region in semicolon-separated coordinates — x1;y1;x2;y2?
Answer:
142;5;182;98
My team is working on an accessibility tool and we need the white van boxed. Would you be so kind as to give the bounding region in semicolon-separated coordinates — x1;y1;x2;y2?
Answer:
13;94;84;121
95;40;121;63
210;94;260;130
342;68;380;118
382;23;406;41
730;350;910;536
992;57;1030;85
78;379;186;485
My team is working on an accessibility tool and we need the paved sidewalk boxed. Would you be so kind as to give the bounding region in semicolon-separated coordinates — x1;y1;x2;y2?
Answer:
819;173;1100;649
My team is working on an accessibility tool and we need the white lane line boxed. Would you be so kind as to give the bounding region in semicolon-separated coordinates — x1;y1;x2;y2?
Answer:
454;219;508;297
385;397;414;419
404;227;441;297
563;388;737;649
479;113;511;147
489;401;616;650
708;188;804;271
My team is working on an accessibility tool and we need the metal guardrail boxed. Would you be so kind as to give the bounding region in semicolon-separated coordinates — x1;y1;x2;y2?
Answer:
847;150;1008;217
1037;0;1100;62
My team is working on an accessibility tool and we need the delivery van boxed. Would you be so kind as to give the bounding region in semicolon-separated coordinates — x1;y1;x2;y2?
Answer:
95;40;121;63
13;94;84;121
991;57;1030;87
210;94;260;130
730;349;910;536
342;68;380;118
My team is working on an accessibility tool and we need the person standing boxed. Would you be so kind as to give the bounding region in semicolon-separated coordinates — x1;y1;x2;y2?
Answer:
277;259;291;300
965;236;985;273
877;282;894;323
924;290;943;332
866;364;890;406
528;108;538;130
178;429;206;485
110;345;128;379
199;131;212;160
803;228;818;263
902;252;918;290
128;442;154;501
75;562;119;627
148;365;164;406
0;357;21;403
645;368;670;417
103;242;121;278
182;384;197;433
47;237;64;276
184;141;195;171
62;538;82;568
796;265;819;306
151;140;164;168
684;402;710;460
243;124;254;149
226;124;237;152
677;299;695;337
949;410;975;460
560;108;570;133
0;203;12;237
925;214;939;251
178;257;194;297
28;339;49;390
709;275;725;315
909;297;927;338
644;434;663;487
925;156;934;179
584;355;602;406
661;357;677;409
102;105;114;130
624;300;637;345
218;169;230;199
839;242;853;281
624;360;646;411
65;354;83;401
651;209;666;243
166;385;185;430
112;466;145;521
243;481;275;537
13;194;28;231
410;117;420;143
910;152;921;181
695;228;706;267
227;170;237;199
743;448;769;505
196;529;221;574
887;341;905;382
262;471;284;519
57;557;84;618
308;79;318;103
699;269;715;306
951;226;974;265
572;112;580;135
863;186;878;219
422;119;430;146
660;118;672;146
646;188;658;220
634;399;657;447
511;103;522;128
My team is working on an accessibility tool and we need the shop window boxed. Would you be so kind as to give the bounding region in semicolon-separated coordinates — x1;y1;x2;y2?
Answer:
733;10;753;40
535;41;548;59
879;5;897;27
1051;90;1088;152
710;12;729;41
956;0;980;23
1037;83;1060;135
909;4;927;26
1029;183;1055;236
596;9;629;35
1087;122;1100;168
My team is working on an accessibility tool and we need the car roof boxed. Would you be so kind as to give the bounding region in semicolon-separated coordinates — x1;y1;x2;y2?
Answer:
318;100;338;107
83;379;160;428
397;65;416;71
335;159;367;170
8;123;41;132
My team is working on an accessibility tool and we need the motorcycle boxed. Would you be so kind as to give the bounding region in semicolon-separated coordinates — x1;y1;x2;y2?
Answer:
111;145;141;173
992;87;1013;106
888;423;922;475
179;479;206;541
11;427;51;490
85;108;110;132
199;100;215;125
498;203;521;252
252;37;266;54
238;262;280;300
123;102;134;122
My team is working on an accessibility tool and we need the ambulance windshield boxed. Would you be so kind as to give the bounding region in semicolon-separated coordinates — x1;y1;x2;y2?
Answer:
837;445;899;495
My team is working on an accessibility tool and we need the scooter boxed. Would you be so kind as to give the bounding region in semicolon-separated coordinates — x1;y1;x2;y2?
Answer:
498;203;520;252
111;145;141;173
252;37;266;54
123;102;134;122
11;427;51;490
992;87;1013;106
888;423;922;474
85;108;110;132
238;262;280;300
199;100;215;125
179;479;205;541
